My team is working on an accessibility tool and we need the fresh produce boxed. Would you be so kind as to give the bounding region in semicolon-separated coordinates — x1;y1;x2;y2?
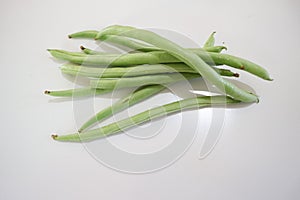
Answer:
45;25;272;142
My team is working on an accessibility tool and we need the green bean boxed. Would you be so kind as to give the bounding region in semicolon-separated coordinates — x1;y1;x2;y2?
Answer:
81;45;227;55
61;63;238;78
48;49;183;66
90;73;200;89
52;95;240;142
190;50;272;80
69;31;160;51
69;30;226;53
48;49;86;57
100;35;161;51
203;31;216;48
79;84;166;132
44;87;111;97
68;30;98;39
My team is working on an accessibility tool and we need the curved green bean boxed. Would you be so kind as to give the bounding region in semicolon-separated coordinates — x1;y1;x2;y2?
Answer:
48;49;180;66
81;45;227;55
69;30;160;51
61;63;238;78
44;87;111;97
68;30;98;39
52;96;240;142
70;31;226;53
90;73;200;89
95;25;257;102
79;84;166;132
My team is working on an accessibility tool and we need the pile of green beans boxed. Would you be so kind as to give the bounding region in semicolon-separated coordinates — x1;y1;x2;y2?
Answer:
45;25;272;142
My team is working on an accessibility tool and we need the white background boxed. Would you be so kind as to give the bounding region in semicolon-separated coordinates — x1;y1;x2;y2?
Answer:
1;0;300;199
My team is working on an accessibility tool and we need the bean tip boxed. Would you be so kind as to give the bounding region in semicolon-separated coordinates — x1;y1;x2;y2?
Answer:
68;35;72;39
51;134;58;140
80;45;85;50
233;73;240;77
44;90;50;94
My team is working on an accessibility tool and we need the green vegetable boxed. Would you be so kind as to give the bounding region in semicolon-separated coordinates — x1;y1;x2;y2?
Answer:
44;87;110;97
94;25;258;102
203;31;216;48
70;30;226;53
61;63;239;78
46;25;272;143
79;84;166;132
52;96;240;142
89;73;199;89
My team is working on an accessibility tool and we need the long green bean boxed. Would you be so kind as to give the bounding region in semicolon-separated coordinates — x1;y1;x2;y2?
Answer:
79;84;166;132
68;30;98;39
52;96;240;142
90;73;200;89
48;49;180;66
69;31;227;53
49;49;86;57
61;63;239;78
44;87;111;97
69;30;160;51
80;45;227;55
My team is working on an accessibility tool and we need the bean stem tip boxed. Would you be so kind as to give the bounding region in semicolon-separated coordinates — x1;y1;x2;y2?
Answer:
51;134;58;140
233;73;240;77
80;45;86;50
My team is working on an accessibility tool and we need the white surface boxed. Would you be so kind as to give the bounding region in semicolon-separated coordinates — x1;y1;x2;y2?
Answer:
1;0;300;199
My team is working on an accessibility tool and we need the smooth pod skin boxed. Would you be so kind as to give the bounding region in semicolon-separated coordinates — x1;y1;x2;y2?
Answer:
89;73;200;89
52;96;240;142
70;31;226;53
48;49;182;66
190;49;272;81
48;49;86;57
68;30;98;39
70;30;161;51
79;84;166;132
80;45;227;55
44;87;111;97
60;63;238;78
